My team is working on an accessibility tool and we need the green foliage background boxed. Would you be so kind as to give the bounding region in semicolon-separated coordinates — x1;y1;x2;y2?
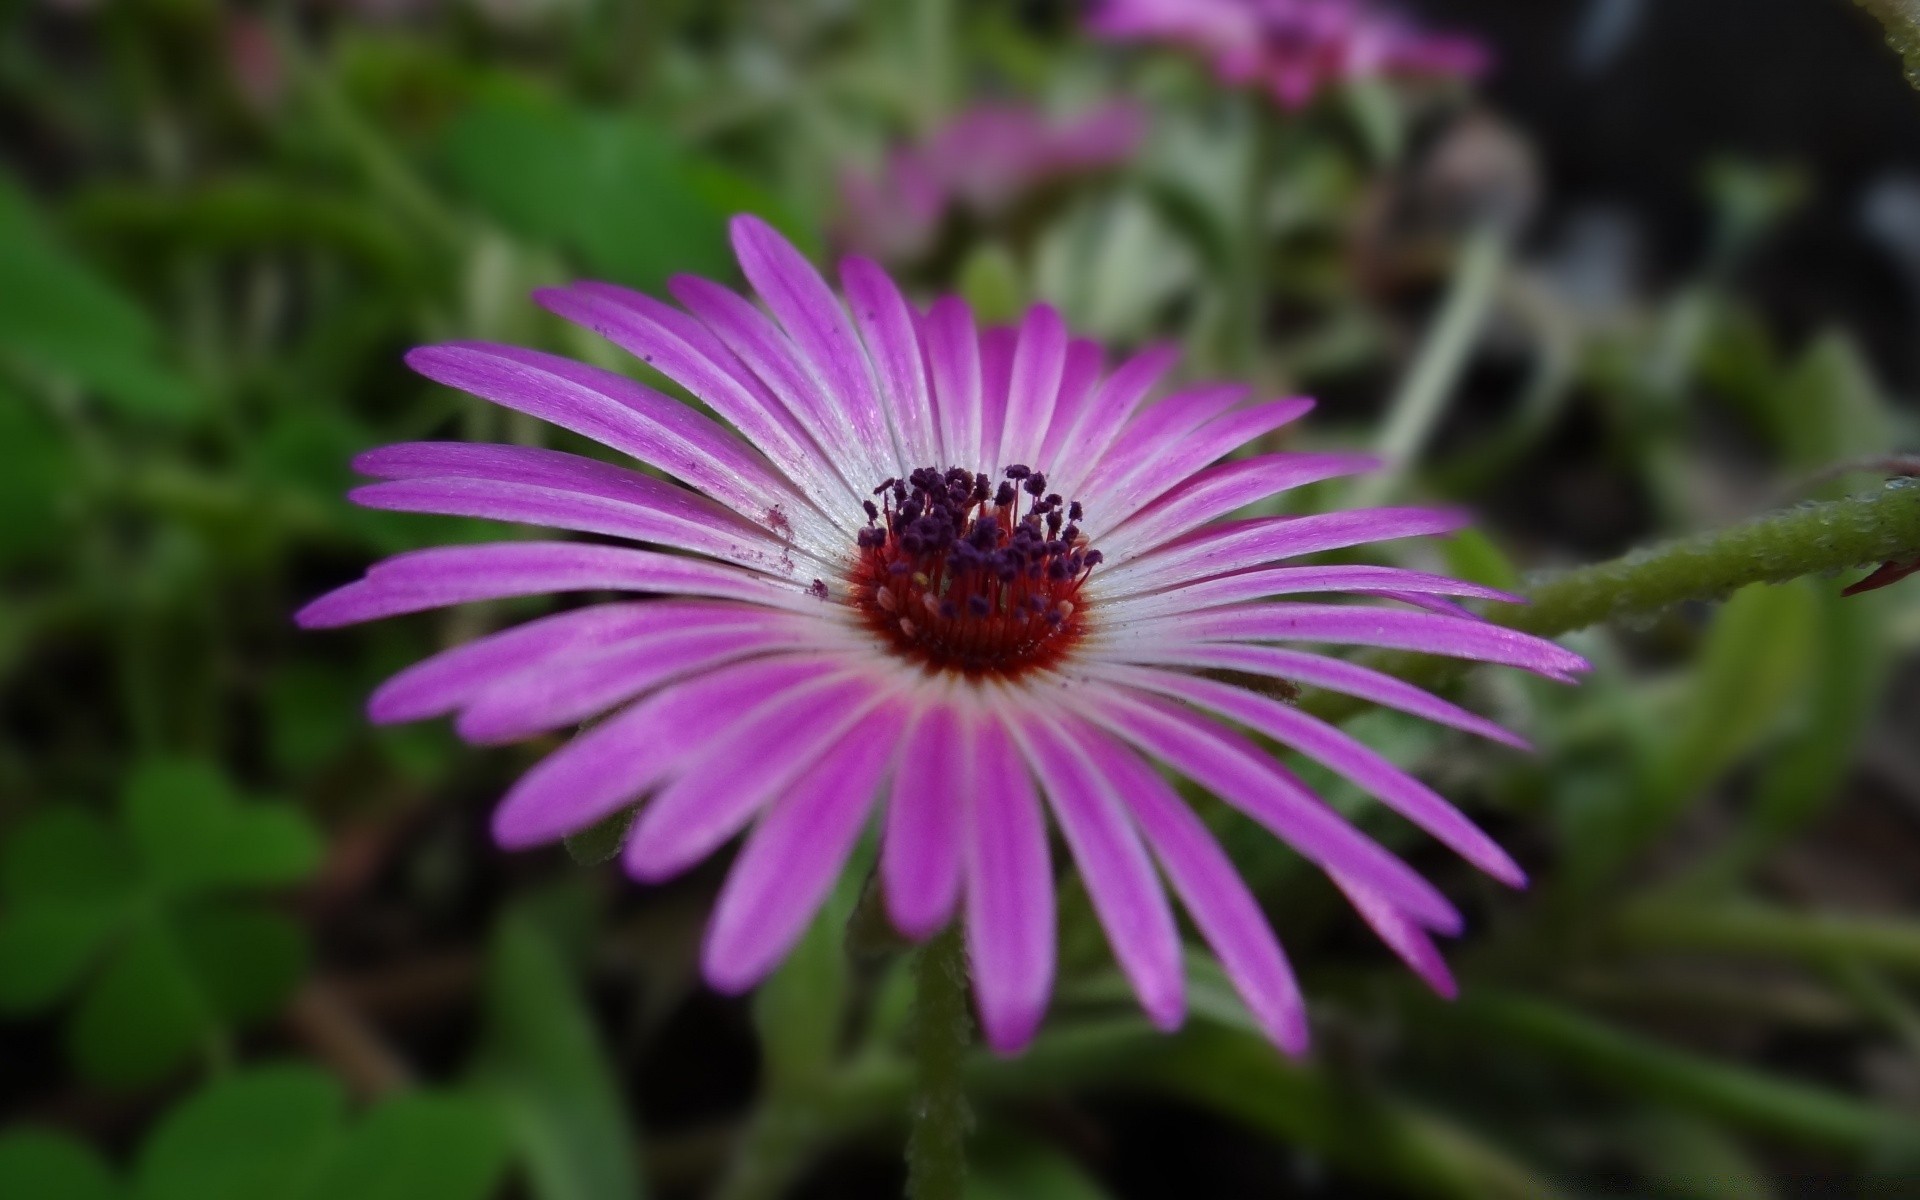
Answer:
3;1;1919;1197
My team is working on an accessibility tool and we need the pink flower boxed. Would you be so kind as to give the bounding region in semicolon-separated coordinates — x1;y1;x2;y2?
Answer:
836;102;1147;263
1089;0;1490;110
300;216;1584;1055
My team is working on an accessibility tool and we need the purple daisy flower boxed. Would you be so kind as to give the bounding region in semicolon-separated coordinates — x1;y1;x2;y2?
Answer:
299;215;1584;1055
1089;0;1490;111
836;101;1147;264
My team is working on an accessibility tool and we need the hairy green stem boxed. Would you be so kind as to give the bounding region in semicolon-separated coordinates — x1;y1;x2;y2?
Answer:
905;927;971;1200
1304;480;1920;722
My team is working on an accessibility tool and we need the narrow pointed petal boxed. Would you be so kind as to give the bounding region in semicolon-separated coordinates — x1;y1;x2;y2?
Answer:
703;708;903;992
455;617;805;744
1114;602;1592;678
1332;873;1458;998
533;285;859;527
624;674;890;882
1079;383;1250;499
977;325;1016;464
965;717;1056;1055
1091;664;1526;886
1080;397;1315;517
1095;507;1467;595
1032;339;1106;472
1101;564;1522;621
1077;685;1461;934
1016;716;1184;1031
404;342;835;550
924;297;984;470
489;654;839;848
731;215;900;478
1104;642;1529;749
1047;342;1179;499
996;304;1068;472
294;542;823;629
882;703;968;939
1090;452;1381;551
368;601;674;724
842;256;939;467
1091;732;1309;1053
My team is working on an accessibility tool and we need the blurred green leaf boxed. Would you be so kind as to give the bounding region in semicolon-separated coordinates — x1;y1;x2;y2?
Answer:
1;806;136;903
122;759;322;895
175;906;309;1024
472;913;642;1200
0;1128;121;1200
0;176;199;417
133;1066;344;1200
958;243;1027;325
0;391;80;567
0;902;124;1014
1134;1025;1562;1199
69;923;212;1090
967;1133;1111;1200
439;92;805;293
1656;582;1817;807
1766;333;1894;472
301;1093;511;1200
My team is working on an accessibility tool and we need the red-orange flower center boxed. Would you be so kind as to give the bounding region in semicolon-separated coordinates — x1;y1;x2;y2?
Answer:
851;465;1101;677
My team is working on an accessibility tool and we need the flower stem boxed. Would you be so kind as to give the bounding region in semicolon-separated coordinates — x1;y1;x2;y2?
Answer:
1305;480;1920;722
905;926;971;1200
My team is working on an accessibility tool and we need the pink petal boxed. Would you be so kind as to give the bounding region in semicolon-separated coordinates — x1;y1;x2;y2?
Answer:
404;342;832;549
349;473;815;581
671;274;888;496
368;601;677;724
455;616;803;744
1119;601;1591;678
1081;397;1316;521
295;542;823;629
1048;343;1180;501
1016;716;1183;1030
1092;664;1526;886
977;324;1016;465
1078;686;1461;934
1331;872;1457;998
924;296;984;470
731;215;901;478
965;716;1056;1055
995;304;1068;472
882;704;968;939
532;286;858;526
703;706;904;992
1102;564;1523;621
1032;338;1108;472
624;673;891;882
1095;507;1469;595
1090;729;1309;1053
1090;452;1381;551
489;653;839;848
841;256;940;467
1104;641;1528;750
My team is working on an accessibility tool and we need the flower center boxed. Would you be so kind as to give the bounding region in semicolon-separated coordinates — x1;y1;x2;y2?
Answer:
851;465;1102;676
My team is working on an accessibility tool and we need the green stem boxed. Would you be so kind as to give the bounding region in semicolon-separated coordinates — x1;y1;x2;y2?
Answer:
905;927;971;1200
1616;901;1920;976
1229;98;1282;377
1304;480;1920;722
1458;991;1912;1155
1351;223;1506;508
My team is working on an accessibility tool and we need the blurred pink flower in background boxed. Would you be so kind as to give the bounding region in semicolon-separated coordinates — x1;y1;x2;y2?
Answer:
836;101;1147;264
1089;0;1490;110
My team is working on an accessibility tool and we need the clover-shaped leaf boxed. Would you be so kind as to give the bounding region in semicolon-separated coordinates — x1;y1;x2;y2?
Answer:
0;759;321;1088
